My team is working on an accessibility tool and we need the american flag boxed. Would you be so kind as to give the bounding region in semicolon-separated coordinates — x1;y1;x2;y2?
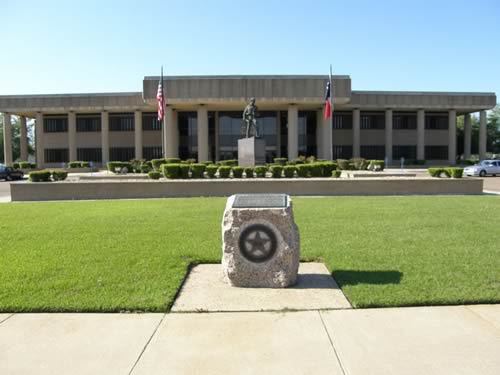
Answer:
156;69;165;121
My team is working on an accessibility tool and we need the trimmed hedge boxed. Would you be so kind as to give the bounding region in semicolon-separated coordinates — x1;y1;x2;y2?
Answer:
296;164;311;178
270;165;283;178
283;165;296;178
320;162;337;177
107;162;132;174
13;162;20;169
148;171;161;180
273;158;288;165
162;164;181;179
166;158;181;164
29;170;52;182
336;159;350;170
254;166;268;178
309;163;323;177
201;161;213;166
51;170;68;181
152;158;167;170
232;166;244;178
179;164;190;179
218;166;232;178
244;167;254;178
368;160;385;171
68;161;81;168
448;168;464;178
206;165;218;178
140;164;152;173
190;164;206;179
427;168;460;178
219;159;237;166
332;170;342;178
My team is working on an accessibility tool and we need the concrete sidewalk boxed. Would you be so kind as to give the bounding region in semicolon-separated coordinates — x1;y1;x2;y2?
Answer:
0;305;498;375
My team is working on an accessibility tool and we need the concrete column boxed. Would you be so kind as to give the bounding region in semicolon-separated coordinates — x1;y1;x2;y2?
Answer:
352;108;360;158
35;112;44;166
479;110;487;160
165;107;179;158
464;113;471;160
316;109;324;159
417;109;425;160
101;112;109;165
448;109;457;165
2;113;12;165
385;109;393;165
287;105;298;160
134;111;143;159
323;107;333;160
214;111;220;162
197;106;209;162
19;116;28;161
276;111;281;158
68;112;77;162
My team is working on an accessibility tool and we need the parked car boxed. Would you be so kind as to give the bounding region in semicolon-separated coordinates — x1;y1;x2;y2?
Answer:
464;160;500;177
0;164;24;181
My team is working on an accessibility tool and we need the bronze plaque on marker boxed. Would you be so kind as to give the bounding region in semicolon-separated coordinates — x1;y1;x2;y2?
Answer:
232;194;287;209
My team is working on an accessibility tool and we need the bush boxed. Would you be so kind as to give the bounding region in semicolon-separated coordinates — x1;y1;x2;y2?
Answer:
218;166;232;178
320;161;338;177
140;164;152;173
13;162;20;169
351;158;368;170
428;168;450;178
296;164;311;178
179;164;190;178
51;170;68;181
165;158;181;164
148;171;161;180
447;168;464;178
254;165;268;178
162;163;181;179
29;170;51;182
201;160;213;166
206;165;218;178
30;163;37;169
336;159;350;170
270;165;283;178
68;161;81;168
151;158;167;170
283;165;296;178
309;163;323;177
107;162;132;174
244;167;254;178
273;158;288;165
232;166;244;178
190;163;206;178
19;161;32;169
81;161;90;168
185;158;196;164
368;160;385;171
219;159;238;166
332;170;342;178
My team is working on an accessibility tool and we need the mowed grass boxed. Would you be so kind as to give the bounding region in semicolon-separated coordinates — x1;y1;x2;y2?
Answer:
0;196;499;312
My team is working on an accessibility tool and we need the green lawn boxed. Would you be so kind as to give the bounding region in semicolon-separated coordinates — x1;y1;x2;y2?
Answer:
0;196;499;312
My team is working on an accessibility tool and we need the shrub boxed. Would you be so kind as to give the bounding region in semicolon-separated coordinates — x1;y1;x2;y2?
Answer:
19;161;32;169
190;164;206;178
140;164;152;173
206;164;218;178
219;159;238;166
179;164;190;178
447;167;464;178
332;170;342;178
296;164;311;178
165;158;181;164
336;159;350;170
351;158;368;170
13;162;20;169
152;158;167;170
185;158;196;164
283;165;296;178
306;156;316;164
232;166;244;178
107;162;132;174
270;165;283;178
162;163;181;179
148;171;161;180
218;166;232;178
29;170;51;182
309;163;323;177
68;161;81;168
254;165;268;178
81;161;90;168
244;167;254;178
368;160;385;171
51;170;68;181
30;163;37;169
201;160;213;166
273;158;288;165
320;162;338;177
428;168;450;178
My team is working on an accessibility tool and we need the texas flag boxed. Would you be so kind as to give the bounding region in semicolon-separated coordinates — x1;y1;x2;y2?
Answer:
324;80;331;120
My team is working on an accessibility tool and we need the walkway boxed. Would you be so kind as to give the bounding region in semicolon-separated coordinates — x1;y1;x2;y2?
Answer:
1;305;498;374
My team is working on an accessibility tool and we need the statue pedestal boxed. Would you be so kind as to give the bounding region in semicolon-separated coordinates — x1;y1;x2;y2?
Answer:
238;137;266;167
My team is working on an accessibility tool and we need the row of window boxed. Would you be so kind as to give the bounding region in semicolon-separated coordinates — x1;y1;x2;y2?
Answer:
44;147;162;163
332;112;449;130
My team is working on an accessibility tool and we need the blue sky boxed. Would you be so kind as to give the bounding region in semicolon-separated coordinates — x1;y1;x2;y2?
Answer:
1;0;499;96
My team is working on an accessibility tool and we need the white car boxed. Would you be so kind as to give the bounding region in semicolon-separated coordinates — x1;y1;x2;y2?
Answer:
464;160;500;177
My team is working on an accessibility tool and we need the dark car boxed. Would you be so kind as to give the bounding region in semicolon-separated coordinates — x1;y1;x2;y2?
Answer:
0;164;24;181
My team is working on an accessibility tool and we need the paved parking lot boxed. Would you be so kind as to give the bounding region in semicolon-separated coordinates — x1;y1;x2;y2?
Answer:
482;177;500;192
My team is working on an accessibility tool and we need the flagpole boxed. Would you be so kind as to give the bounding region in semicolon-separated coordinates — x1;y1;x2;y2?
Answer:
161;66;165;158
329;64;333;161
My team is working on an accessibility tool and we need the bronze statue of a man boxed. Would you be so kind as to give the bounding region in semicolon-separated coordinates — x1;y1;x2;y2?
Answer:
242;97;259;138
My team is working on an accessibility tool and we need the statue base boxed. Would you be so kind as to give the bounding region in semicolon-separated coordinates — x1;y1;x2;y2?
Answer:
238;137;266;167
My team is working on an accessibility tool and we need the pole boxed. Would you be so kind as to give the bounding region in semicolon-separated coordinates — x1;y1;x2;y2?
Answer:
161;66;165;158
328;64;333;160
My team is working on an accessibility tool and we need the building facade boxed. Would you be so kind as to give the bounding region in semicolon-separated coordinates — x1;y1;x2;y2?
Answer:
0;75;496;167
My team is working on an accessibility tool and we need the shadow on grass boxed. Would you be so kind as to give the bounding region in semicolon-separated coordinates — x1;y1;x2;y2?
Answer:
333;270;403;286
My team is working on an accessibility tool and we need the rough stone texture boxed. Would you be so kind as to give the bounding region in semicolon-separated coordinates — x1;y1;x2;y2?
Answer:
222;194;299;288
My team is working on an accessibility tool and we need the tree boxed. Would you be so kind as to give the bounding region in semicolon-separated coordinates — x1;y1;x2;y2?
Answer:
487;105;500;154
0;113;35;163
